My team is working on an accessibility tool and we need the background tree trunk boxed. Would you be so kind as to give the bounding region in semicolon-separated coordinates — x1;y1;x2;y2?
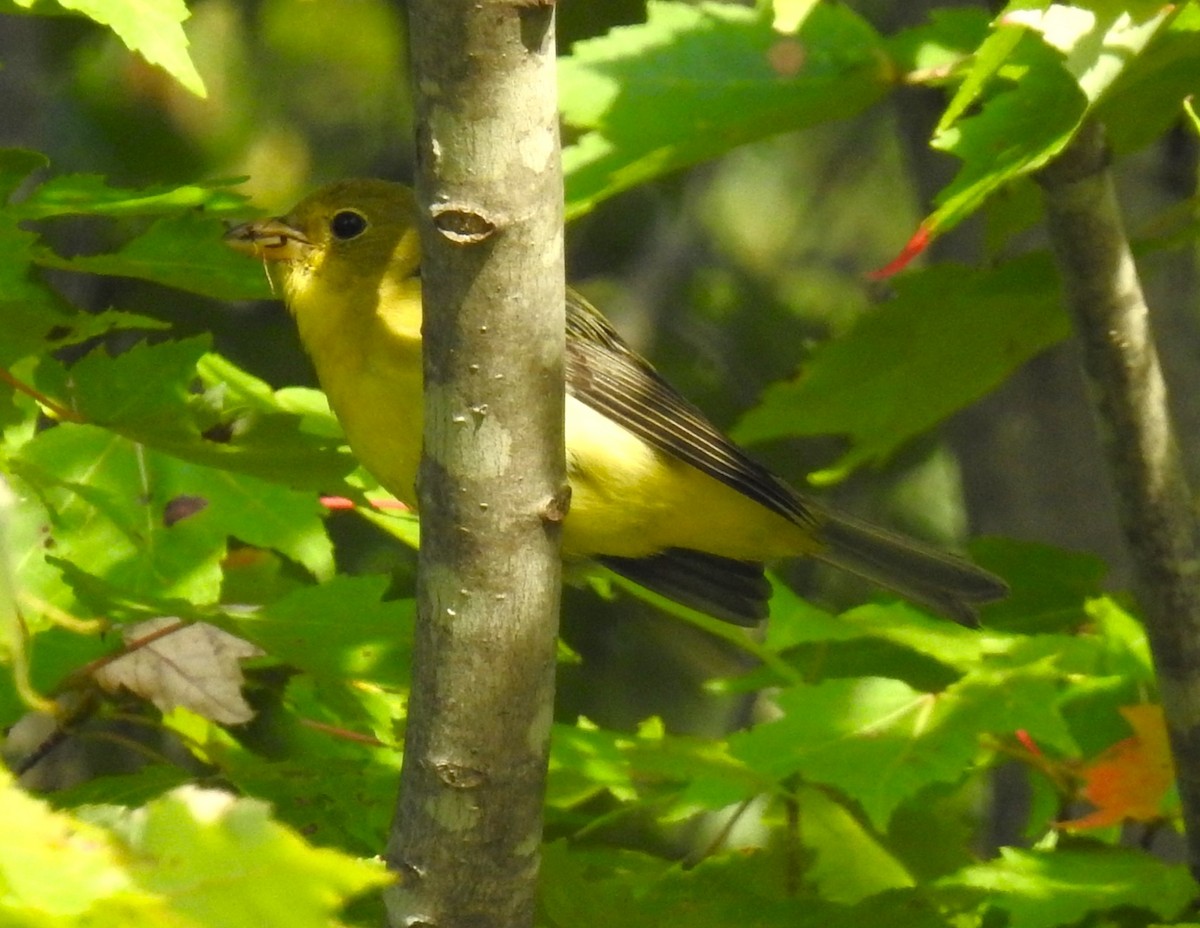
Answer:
1038;119;1200;882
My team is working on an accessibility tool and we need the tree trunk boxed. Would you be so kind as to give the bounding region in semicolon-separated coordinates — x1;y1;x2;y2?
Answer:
1038;119;1200;882
387;3;566;926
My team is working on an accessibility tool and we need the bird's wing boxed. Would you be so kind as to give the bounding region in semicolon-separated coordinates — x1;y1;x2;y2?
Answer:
564;290;821;533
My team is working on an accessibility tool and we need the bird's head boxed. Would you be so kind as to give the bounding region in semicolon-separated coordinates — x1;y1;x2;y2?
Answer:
225;179;422;309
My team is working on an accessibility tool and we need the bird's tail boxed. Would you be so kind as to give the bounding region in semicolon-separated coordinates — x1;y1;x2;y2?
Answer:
813;509;1007;627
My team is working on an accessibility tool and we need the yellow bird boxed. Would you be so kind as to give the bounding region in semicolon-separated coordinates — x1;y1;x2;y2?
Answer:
225;179;1007;627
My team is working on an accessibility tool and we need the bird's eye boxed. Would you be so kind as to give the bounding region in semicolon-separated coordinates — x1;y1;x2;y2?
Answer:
330;210;368;241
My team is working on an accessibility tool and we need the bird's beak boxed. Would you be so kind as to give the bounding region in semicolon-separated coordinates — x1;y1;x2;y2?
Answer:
223;217;312;262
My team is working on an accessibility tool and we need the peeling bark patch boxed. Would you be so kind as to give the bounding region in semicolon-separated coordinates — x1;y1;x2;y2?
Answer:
514;827;542;857
428;789;481;830
542;226;565;268
526;698;554;753
519;125;557;174
429;203;497;244
392;859;424;884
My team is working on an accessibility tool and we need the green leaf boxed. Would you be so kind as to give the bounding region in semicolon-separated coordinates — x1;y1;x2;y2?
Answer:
833;602;989;672
0;167;145;366
1004;1;1174;105
548;718;763;817
731;677;958;829
931;39;1086;236
50;765;195;810
222;757;398;857
12;173;249;219
770;0;819;35
936;6;1045;133
970;537;1106;634
729;664;1075;830
0;769;159;922
733;255;1070;480
0;215;73;369
0;284;73;369
940;845;1196;928
55;308;173;346
540;840;824;928
12;421;332;605
549;720;640;806
62;336;208;431
232;575;415;687
797;785;914;903
189;355;357;493
17;0;208;98
38;341;354;494
33;211;274;301
762;577;857;650
540;841;951;928
560;1;890;219
13;423;222;604
927;2;1173;238
885;8;991;84
108;786;390;927
1097;6;1200;153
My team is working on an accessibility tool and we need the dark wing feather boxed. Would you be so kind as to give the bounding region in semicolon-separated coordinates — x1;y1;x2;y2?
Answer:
565;290;821;533
598;550;770;627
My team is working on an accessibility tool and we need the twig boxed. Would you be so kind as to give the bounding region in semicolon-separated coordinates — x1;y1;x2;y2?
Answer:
0;368;85;423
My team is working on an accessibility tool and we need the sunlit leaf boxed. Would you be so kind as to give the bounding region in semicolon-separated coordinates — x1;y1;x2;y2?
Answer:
12;421;332;605
920;1;1175;241
101;786;391;926
561;1;890;218
0;769;160;921
13;174;248;219
14;0;207;97
941;846;1195;928
229;575;415;687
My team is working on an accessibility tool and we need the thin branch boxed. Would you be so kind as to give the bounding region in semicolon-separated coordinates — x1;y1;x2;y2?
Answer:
0;368;84;423
388;2;566;928
1037;119;1200;881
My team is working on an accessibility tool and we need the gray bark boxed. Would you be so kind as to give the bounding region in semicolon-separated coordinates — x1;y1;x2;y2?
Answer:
387;3;566;927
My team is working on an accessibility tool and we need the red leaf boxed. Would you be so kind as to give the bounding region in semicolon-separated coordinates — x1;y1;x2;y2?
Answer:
1061;704;1175;830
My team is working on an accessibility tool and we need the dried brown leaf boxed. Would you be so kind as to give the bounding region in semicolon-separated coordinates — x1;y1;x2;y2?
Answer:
94;618;264;725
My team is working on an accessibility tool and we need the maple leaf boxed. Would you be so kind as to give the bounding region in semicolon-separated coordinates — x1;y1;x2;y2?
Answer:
1061;704;1176;830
